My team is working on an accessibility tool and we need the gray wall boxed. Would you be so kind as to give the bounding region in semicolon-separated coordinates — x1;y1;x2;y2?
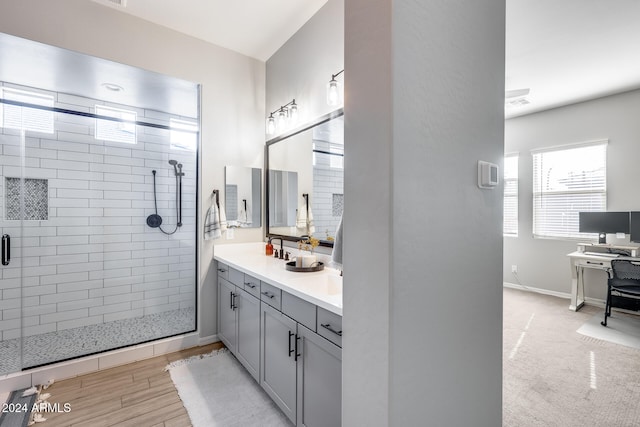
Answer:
266;0;344;129
504;89;640;302
346;0;504;426
0;0;266;340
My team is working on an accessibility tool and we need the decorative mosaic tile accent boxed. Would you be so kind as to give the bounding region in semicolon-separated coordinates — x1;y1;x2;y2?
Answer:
332;193;344;217
0;308;195;375
5;178;48;220
225;184;238;221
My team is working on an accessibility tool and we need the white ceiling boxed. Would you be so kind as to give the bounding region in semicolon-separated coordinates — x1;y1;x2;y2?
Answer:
2;1;639;120
102;0;640;118
505;0;640;118
0;32;200;118
92;0;328;62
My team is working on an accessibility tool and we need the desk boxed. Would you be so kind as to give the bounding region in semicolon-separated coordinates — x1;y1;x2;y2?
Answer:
567;251;615;311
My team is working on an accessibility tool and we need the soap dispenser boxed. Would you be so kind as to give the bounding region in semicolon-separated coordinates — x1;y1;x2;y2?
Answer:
265;238;274;256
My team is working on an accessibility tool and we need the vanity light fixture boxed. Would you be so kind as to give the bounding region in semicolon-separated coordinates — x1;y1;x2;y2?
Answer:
266;98;299;136
266;113;276;135
327;69;344;106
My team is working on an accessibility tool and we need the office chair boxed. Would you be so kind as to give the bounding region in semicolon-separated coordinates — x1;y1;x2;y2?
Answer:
601;259;640;326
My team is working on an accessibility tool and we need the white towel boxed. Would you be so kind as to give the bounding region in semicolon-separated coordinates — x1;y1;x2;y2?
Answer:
238;204;252;227
204;200;227;240
219;201;228;232
296;197;315;235
331;215;343;267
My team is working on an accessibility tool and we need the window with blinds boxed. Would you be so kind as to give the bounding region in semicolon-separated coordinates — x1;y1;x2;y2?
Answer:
95;105;136;144
0;87;54;133
504;154;518;236
170;118;198;151
532;141;607;239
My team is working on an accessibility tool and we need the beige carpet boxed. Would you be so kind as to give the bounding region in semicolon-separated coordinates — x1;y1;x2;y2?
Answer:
504;288;640;426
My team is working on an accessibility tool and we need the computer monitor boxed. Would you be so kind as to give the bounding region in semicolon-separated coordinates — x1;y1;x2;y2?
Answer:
578;211;630;244
630;212;640;243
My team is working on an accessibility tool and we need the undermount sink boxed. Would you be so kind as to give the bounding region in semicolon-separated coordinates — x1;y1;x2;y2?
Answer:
290;273;342;296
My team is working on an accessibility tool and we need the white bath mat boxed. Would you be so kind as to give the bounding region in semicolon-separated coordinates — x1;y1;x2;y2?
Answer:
166;348;291;427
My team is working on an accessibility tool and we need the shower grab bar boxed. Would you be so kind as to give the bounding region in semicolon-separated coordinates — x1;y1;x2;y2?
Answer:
2;234;9;266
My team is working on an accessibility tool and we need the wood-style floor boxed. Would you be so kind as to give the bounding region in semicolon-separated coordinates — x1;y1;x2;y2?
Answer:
40;342;224;427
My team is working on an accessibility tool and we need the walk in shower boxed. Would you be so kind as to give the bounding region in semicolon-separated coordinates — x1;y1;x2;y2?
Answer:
0;34;199;376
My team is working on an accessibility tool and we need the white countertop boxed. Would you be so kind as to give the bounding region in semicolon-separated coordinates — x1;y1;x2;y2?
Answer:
214;242;343;316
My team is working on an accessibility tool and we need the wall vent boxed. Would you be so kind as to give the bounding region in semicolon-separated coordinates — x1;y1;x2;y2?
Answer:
92;0;127;8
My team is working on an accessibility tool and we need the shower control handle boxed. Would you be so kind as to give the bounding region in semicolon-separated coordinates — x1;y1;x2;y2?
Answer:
1;234;9;266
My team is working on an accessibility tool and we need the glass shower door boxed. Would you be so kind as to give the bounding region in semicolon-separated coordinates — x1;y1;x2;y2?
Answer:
0;127;25;376
1;78;198;373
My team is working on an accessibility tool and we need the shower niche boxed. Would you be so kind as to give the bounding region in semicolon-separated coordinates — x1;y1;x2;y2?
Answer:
0;33;199;375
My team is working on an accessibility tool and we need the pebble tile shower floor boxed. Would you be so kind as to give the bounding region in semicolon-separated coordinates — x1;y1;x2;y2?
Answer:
0;307;194;374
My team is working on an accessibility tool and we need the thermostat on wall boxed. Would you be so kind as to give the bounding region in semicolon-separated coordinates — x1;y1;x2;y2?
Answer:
478;161;499;189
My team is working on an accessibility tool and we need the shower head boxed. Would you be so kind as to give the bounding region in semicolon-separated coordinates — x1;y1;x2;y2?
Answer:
168;159;178;176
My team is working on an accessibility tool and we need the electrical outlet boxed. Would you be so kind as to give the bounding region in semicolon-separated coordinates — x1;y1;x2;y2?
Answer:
511;265;518;274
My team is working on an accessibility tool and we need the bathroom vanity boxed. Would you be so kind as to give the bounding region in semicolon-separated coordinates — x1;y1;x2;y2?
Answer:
214;242;342;427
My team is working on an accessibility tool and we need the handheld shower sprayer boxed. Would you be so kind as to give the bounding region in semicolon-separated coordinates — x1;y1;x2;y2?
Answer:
168;159;178;175
146;160;185;234
146;170;163;229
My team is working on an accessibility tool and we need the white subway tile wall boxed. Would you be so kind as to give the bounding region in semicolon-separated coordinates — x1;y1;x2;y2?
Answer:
0;82;197;373
312;139;344;240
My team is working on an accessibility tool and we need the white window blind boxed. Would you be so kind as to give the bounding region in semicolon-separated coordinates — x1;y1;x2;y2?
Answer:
504;154;518;236
532;141;607;239
170;118;198;151
95;105;136;144
0;88;54;133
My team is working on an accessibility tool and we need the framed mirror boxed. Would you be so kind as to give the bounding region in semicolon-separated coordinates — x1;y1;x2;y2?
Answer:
266;109;344;246
224;166;262;228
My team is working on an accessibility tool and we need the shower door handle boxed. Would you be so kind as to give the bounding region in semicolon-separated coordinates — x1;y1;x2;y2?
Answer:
1;234;9;266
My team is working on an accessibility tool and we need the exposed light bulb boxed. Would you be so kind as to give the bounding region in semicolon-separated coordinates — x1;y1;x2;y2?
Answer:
266;114;276;135
277;109;287;132
327;79;342;106
289;101;298;124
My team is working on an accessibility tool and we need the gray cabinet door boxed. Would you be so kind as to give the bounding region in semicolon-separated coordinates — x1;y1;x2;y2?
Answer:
297;325;342;427
261;302;297;424
218;278;237;353
236;288;260;382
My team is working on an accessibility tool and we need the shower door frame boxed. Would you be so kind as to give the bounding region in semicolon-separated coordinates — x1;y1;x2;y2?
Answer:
1;93;200;374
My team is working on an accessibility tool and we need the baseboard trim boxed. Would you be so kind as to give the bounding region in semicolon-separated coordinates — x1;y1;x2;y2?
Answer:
503;282;606;307
0;331;212;394
503;281;571;299
198;334;219;346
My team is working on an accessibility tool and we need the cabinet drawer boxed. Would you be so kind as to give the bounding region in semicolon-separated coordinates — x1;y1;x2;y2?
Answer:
282;292;316;332
260;281;282;310
229;267;245;287
243;274;261;299
317;307;342;347
217;262;229;280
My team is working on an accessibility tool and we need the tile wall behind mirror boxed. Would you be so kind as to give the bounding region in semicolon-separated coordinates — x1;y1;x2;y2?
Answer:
224;166;262;228
266;110;343;246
